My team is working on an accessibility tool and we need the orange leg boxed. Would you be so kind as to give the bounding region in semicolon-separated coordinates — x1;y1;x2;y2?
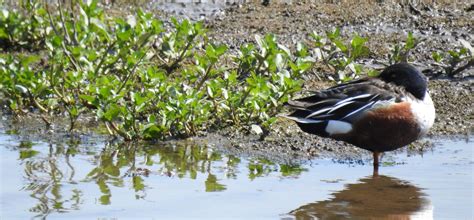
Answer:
373;151;380;176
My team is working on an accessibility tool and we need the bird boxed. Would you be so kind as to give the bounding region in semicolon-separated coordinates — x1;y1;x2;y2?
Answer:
283;63;435;174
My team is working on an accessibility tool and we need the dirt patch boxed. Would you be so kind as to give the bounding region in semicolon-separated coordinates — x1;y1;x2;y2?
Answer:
428;79;473;135
206;1;473;57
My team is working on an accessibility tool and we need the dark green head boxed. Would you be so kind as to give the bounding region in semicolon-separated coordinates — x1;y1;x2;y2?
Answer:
379;63;428;100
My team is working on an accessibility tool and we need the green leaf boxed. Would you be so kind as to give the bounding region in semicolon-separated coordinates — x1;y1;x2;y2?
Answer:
132;92;146;106
90;18;109;38
137;32;153;46
19;149;39;159
0;29;8;39
405;32;416;49
280;164;307;176
117;30;132;41
367;69;380;77
99;194;111;205
143;124;162;139
351;35;367;48
333;39;347;53
104;165;120;177
19;141;34;148
448;50;459;59
133;176;145;191
51;35;63;48
79;94;96;103
432;52;442;63
103;104;120;121
205;174;226;192
326;28;340;40
214;44;228;56
20;55;40;67
70;106;79;117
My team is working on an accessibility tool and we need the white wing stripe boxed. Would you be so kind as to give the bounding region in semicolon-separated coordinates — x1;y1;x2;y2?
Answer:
328;101;355;113
372;98;396;108
335;94;372;105
281;115;323;124
305;107;332;118
369;94;380;101
306;94;373;119
341;101;375;119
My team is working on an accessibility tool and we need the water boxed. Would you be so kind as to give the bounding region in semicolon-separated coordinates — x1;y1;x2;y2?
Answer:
0;132;472;219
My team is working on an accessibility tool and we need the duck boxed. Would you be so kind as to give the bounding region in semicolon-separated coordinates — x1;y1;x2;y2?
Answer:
283;63;435;174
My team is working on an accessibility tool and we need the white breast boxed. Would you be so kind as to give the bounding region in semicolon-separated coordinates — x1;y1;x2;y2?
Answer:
408;91;436;136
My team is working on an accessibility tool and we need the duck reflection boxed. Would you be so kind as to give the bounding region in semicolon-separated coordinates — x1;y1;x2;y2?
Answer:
289;175;432;220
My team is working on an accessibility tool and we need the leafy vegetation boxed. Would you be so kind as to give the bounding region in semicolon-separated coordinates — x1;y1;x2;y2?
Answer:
389;32;473;77
0;1;47;51
432;39;474;77
309;28;374;82
389;32;418;64
0;0;309;140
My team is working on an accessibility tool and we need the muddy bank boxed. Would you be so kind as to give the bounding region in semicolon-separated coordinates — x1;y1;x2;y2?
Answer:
206;1;472;58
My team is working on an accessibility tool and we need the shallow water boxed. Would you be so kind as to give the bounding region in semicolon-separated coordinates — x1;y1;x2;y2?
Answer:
0;132;472;219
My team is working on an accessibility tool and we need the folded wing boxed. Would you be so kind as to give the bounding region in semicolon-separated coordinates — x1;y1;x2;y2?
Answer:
284;78;403;137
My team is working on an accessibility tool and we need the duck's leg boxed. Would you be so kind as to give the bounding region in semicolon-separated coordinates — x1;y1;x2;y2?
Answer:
373;151;380;176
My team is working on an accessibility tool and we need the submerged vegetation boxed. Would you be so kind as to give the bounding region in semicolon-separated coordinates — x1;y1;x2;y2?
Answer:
1;0;472;141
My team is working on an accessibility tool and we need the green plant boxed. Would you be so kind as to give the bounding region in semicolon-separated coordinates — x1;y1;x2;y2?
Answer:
389;32;418;64
0;0;308;140
309;28;371;82
0;1;48;51
432;39;473;77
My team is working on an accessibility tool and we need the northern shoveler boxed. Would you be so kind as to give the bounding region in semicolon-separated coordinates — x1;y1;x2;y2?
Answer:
283;63;435;173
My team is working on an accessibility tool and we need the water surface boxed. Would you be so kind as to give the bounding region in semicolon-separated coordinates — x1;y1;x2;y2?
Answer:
0;132;472;219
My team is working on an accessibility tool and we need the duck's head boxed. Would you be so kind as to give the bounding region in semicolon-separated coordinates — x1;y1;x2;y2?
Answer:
379;63;428;100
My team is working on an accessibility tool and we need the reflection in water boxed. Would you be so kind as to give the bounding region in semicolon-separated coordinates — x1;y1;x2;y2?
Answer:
11;139;305;218
289;175;432;220
16;141;82;219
